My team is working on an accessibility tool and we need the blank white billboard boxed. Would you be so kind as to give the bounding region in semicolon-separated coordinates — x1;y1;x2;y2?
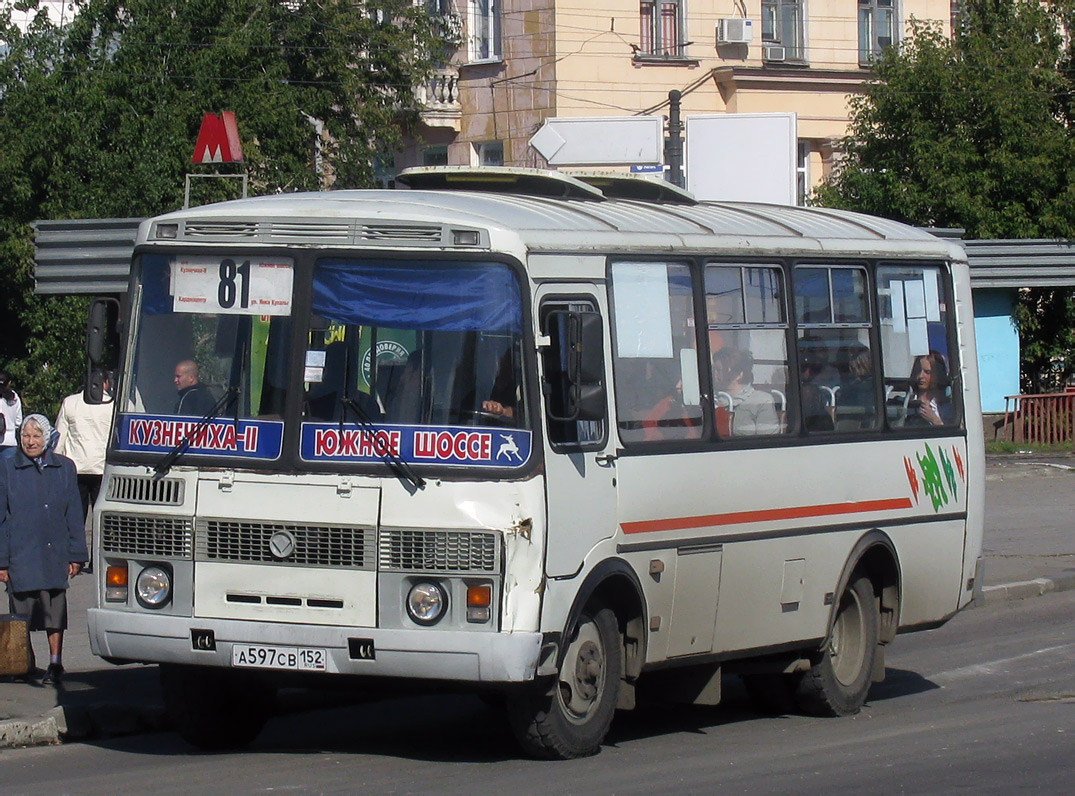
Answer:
529;116;663;166
685;113;797;204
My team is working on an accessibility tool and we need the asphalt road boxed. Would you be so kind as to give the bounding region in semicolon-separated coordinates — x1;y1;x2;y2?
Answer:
2;588;1073;794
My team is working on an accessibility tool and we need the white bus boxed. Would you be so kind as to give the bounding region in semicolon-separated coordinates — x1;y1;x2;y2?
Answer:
85;167;984;758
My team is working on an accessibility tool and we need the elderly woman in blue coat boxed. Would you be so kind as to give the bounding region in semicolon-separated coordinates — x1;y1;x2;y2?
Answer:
0;414;88;685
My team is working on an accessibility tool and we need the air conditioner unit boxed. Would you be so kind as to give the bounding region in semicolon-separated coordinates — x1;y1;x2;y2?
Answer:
717;18;754;45
763;44;786;62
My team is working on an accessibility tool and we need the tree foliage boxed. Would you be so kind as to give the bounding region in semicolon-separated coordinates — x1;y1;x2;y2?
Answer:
814;0;1075;394
0;0;452;416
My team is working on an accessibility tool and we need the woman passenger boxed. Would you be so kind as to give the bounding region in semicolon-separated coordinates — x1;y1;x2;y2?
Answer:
908;351;953;426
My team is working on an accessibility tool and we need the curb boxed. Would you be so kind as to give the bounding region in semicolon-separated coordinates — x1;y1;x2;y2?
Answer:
0;702;167;750
981;571;1075;603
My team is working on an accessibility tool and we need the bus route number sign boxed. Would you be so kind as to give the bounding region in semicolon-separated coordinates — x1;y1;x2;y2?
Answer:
172;256;294;316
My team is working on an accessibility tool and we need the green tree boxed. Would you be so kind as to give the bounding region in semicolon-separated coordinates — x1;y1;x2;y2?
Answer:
814;0;1075;393
0;0;452;415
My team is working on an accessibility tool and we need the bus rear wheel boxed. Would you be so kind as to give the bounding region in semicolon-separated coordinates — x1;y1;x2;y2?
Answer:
160;663;275;750
507;606;622;759
796;573;879;717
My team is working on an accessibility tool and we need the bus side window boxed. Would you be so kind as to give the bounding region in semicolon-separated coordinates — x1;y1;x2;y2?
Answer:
877;264;959;429
540;300;607;449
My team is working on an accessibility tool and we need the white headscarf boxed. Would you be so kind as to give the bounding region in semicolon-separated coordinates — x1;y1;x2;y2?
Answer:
20;413;55;462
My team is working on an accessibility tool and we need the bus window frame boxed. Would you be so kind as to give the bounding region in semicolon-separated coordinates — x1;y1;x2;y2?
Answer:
875;259;964;433
607;257;710;453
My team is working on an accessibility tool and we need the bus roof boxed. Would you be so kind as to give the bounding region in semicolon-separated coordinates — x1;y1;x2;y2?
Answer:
140;168;962;261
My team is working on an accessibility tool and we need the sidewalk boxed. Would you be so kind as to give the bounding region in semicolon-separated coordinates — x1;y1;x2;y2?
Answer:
2;455;1073;750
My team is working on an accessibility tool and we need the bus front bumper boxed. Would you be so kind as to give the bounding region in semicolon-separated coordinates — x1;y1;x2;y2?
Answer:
88;609;543;683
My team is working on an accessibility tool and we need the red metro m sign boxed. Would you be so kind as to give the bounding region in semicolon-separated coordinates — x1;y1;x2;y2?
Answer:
192;112;244;164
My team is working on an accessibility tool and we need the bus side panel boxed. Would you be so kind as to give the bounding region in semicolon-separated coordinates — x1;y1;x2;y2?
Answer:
951;257;986;607
615;436;970;662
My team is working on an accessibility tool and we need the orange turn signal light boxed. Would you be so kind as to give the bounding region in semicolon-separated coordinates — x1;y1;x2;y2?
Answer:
467;584;491;608
106;565;129;587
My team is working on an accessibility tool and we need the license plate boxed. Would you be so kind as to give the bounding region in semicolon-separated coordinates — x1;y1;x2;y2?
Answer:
231;644;328;671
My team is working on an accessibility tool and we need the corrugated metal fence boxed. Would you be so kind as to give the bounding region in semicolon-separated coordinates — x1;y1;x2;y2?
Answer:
32;218;142;295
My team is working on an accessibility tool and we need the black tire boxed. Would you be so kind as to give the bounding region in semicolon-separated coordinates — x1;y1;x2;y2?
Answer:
795;573;879;717
160;664;275;750
507;606;622;759
741;672;800;715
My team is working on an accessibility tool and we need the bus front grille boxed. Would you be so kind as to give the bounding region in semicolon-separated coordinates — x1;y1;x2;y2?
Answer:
196;519;376;569
101;512;194;558
107;474;185;506
379;529;499;573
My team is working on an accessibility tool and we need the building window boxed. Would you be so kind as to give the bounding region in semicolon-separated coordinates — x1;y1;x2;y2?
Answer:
639;0;686;58
474;141;504;166
796;141;809;205
761;0;804;61
422;146;449;167
469;0;501;62
859;0;897;64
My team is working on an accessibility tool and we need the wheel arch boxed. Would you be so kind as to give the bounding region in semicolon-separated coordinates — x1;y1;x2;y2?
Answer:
829;530;902;646
562;557;648;682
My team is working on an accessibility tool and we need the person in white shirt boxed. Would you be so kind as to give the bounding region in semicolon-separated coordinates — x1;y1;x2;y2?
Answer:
53;381;114;522
0;371;23;454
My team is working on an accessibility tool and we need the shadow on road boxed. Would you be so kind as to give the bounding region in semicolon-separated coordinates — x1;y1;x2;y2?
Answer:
70;666;940;763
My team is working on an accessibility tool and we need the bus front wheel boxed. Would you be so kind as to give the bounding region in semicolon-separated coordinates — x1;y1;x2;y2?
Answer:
160;663;275;750
507;606;622;759
796;573;879;717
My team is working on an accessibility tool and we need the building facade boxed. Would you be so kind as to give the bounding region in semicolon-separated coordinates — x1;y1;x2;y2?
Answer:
399;0;952;198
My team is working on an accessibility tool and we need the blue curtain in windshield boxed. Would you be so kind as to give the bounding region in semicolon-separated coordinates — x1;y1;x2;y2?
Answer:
313;260;522;333
140;256;173;315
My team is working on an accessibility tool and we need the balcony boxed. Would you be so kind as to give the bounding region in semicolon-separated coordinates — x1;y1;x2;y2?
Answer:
418;68;461;131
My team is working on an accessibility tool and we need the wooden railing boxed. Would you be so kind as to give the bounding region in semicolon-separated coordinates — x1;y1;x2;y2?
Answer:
1003;389;1075;444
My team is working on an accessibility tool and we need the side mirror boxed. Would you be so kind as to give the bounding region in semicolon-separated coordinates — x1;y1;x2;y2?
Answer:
87;297;120;366
576;312;604;384
85;368;114;405
542;309;606;423
85;297;120;405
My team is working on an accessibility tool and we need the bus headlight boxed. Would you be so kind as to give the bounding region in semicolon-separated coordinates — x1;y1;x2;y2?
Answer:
406;582;446;625
135;566;172;608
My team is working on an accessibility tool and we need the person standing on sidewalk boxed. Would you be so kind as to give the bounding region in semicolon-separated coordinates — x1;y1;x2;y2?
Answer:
54;379;113;526
0;414;88;685
0;371;22;457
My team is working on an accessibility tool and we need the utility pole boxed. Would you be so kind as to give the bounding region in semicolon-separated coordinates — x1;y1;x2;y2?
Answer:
665;90;684;188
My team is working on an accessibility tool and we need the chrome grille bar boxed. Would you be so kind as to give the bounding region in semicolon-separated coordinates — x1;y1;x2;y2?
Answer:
107;474;185;506
101;512;193;558
196;519;376;569
379;529;499;573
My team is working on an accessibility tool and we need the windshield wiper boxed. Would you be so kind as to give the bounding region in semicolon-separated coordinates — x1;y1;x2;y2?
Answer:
153;386;240;479
340;396;426;491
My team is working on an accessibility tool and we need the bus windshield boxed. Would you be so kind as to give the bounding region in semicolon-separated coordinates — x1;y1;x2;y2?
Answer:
118;254;530;468
303;259;526;430
125;253;294;423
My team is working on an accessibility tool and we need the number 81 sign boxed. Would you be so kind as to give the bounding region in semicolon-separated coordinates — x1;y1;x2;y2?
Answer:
172;256;294;316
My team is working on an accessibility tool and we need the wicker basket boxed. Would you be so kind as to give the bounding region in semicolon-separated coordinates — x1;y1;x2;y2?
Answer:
0;615;32;676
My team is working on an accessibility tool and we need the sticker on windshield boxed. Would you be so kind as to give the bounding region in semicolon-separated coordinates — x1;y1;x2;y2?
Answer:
300;423;532;468
117;414;285;459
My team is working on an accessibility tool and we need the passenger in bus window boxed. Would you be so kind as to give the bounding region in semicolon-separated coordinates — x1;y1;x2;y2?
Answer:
799;348;836;432
906;351;953;426
482;350;517;423
636;360;699;442
712;348;779;436
836;344;876;427
172;360;216;417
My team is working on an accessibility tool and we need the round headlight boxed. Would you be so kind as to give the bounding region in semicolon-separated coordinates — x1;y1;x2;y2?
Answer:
406;582;447;625
136;566;172;608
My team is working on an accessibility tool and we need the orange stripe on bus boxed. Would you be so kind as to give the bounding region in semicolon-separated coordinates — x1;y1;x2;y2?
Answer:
620;497;915;535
